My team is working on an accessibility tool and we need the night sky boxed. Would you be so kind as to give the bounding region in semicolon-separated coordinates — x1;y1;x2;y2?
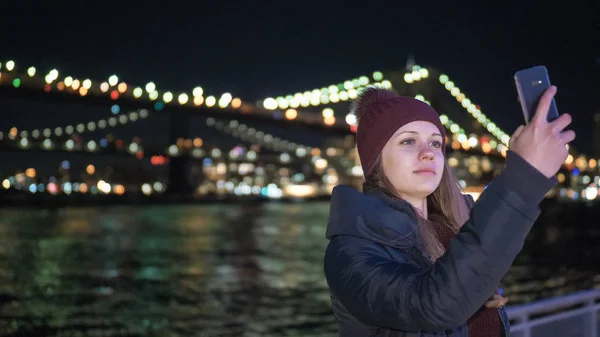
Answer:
1;2;598;175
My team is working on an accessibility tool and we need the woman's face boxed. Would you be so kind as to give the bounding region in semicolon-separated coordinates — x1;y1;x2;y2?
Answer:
380;121;445;201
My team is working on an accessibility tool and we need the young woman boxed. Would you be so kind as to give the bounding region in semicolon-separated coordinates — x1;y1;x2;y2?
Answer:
324;86;574;336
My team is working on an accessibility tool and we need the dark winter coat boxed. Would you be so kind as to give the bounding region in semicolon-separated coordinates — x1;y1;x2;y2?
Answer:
323;151;557;336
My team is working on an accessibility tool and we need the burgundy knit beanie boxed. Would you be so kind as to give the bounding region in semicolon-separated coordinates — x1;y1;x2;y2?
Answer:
355;87;446;178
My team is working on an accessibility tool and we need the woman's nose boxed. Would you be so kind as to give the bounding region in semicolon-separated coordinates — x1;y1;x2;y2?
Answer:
419;147;434;161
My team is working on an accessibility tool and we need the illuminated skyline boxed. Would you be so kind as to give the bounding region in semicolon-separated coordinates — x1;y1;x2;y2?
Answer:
1;63;598;202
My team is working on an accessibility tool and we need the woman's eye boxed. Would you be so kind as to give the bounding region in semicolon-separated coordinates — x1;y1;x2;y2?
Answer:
400;138;442;148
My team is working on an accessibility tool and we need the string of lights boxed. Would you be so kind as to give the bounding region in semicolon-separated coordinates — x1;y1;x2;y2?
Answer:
439;74;511;146
0;60;354;130
202;117;339;174
401;65;511;146
3;107;150;139
0;59;244;115
412;94;505;156
1;120;326;178
261;71;386;110
262;75;392;129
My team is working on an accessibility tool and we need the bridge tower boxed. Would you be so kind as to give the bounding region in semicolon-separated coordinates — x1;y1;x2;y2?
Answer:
166;111;195;197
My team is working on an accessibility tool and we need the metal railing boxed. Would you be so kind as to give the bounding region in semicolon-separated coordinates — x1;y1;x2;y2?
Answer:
506;289;600;337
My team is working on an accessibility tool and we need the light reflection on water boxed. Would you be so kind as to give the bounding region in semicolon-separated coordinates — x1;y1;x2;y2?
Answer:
0;201;597;336
0;203;335;336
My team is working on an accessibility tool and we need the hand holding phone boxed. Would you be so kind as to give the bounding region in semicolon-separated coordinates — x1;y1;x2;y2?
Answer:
509;86;575;178
514;66;560;123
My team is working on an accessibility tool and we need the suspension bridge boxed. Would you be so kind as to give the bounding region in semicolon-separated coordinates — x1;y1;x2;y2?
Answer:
0;59;597;203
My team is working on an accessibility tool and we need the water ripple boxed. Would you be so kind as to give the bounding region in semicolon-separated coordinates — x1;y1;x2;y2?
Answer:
0;201;597;336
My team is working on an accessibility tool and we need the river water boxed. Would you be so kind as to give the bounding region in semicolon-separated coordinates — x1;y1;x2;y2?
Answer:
0;201;598;336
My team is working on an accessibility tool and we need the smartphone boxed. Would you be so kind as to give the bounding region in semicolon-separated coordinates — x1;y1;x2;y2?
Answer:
514;65;559;123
